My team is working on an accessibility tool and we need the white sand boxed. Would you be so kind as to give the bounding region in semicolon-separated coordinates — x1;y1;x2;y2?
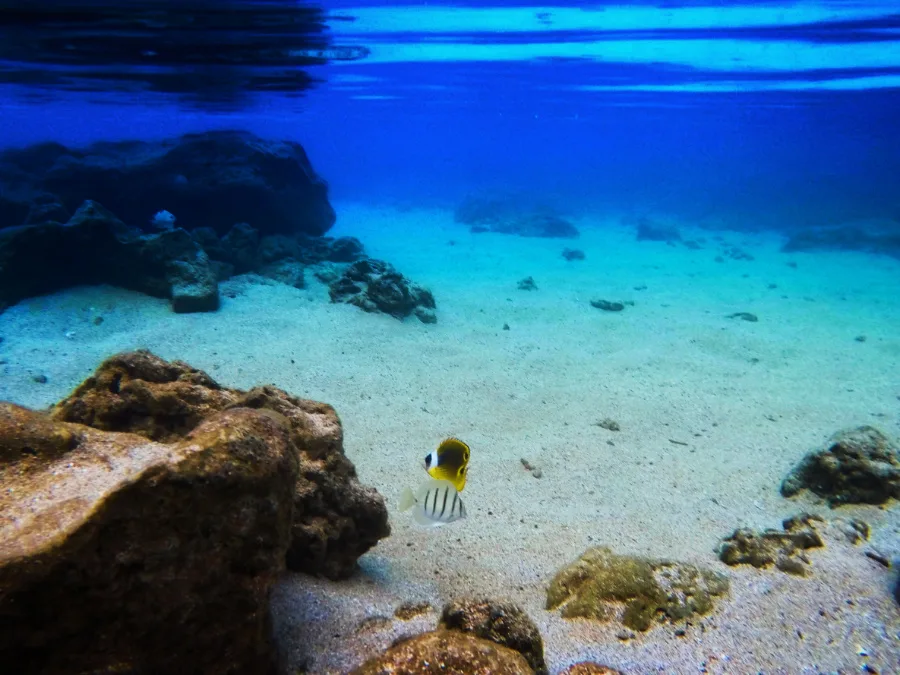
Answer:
1;203;899;674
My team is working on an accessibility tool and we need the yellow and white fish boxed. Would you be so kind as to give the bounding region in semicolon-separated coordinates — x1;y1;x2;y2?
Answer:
423;437;470;491
399;478;466;527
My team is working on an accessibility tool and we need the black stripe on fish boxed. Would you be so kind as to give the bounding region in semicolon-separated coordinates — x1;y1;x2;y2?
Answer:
440;486;449;518
460;500;466;518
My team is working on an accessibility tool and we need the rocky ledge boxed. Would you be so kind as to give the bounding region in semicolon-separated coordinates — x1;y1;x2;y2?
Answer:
0;350;389;674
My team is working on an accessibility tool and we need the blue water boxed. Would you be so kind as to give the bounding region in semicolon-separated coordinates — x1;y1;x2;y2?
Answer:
2;0;899;230
2;3;900;673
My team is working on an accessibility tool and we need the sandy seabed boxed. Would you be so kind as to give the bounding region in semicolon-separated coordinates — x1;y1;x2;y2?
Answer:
1;203;899;674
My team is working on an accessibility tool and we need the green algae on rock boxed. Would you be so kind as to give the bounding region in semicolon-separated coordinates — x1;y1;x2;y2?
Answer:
717;514;826;576
545;546;730;632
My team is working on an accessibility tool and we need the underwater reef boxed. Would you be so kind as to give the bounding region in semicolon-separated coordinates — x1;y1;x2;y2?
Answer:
0;199;220;313
782;218;900;259
0;350;389;673
0;130;335;236
0;132;437;321
454;194;579;239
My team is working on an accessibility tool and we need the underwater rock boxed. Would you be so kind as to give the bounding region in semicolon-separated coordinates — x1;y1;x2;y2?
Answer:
560;664;624;675
0;130;336;238
717;514;826;576
635;217;681;243
221;221;261;273
781;426;900;506
546;546;730;632
50;350;390;579
258;259;305;289
727;312;758;322
0;401;296;674
439;598;547;675
562;248;585;261
455;195;579;239
0;199;219;313
782;220;900;259
329;258;436;323
518;276;538;291
350;630;534;675
590;299;626;312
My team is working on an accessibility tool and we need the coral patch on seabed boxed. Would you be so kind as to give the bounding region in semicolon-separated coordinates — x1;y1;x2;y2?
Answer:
545;546;729;632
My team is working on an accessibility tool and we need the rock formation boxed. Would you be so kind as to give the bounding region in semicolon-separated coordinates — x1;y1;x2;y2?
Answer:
0;131;336;238
329;258;437;323
0;350;391;672
781;426;900;506
439;598;547;675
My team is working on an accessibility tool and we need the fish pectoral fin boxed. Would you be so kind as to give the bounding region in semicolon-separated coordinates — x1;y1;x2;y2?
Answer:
398;487;416;512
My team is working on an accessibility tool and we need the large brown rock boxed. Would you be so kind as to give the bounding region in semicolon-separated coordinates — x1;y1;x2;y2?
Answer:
0;401;297;674
51;349;391;579
439;598;547;675
350;630;534;675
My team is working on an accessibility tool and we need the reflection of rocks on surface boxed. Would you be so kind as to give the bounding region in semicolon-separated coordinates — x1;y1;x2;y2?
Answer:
51;350;391;580
781;426;900;506
0;200;219;313
0;130;336;238
546;546;729;632
0;400;295;674
455;195;579;239
350;630;534;675
718;514;827;576
330;258;437;323
439;598;547;675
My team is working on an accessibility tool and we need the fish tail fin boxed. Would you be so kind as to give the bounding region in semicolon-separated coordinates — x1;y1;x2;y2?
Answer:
398;486;416;512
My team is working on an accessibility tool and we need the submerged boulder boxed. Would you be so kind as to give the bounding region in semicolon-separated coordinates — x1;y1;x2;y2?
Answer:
0;200;218;313
0;402;296;674
546;546;729;632
0;349;391;672
51;350;391;580
439;599;547;675
0;130;336;238
329;258;436;323
350;630;534;675
781;426;900;506
455;195;579;239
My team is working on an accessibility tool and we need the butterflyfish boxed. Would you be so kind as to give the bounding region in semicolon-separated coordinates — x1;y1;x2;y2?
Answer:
423;437;470;491
399;478;466;527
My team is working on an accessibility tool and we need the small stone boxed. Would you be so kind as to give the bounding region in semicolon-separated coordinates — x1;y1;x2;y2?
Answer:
562;248;585;261
32;374;47;384
594;418;620;432
590;299;625;312
503;323;510;331
92;315;104;325
615;629;635;641
531;468;543;479
561;664;624;675
726;312;758;322
855;335;867;342
517;276;538;291
394;601;432;620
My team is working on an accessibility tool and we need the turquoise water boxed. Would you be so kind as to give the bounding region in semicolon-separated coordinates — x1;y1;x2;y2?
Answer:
1;2;900;673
